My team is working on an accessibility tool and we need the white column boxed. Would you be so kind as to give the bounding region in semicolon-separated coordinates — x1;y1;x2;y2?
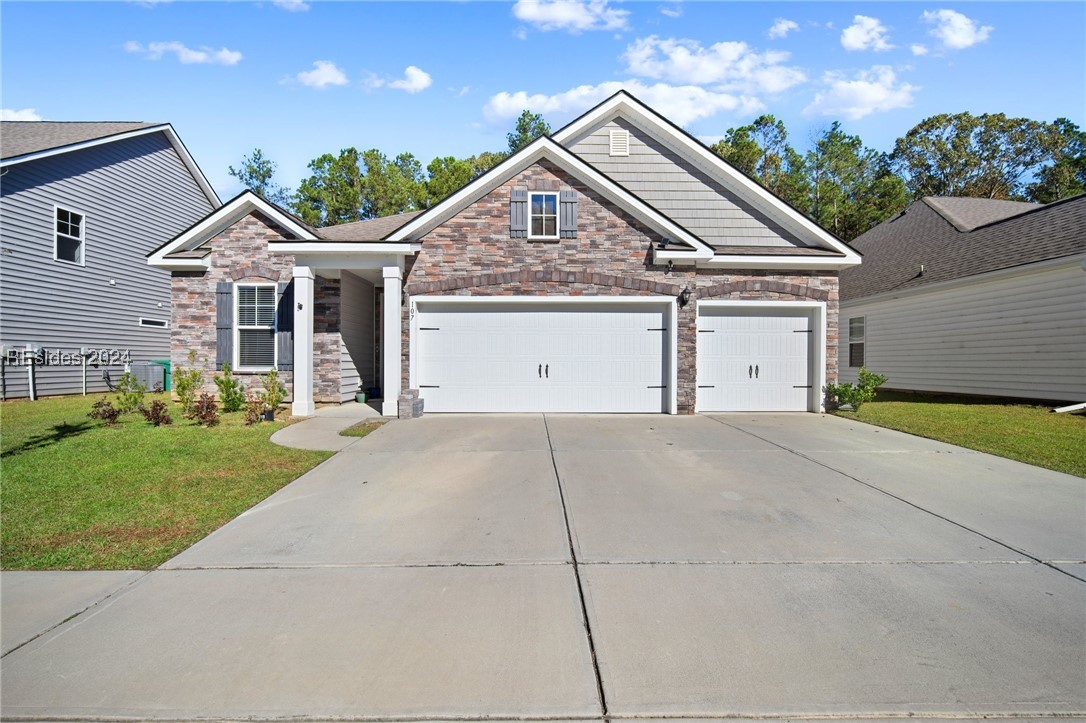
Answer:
381;265;403;417
291;265;316;417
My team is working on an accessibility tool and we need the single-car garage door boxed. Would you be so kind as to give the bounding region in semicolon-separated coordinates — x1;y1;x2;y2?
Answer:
414;300;670;413
697;305;815;412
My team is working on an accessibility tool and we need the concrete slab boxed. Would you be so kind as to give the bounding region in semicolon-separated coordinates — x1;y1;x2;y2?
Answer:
1;566;600;719
713;413;972;453
559;449;1023;563
0;571;144;655
546;414;776;452
271;404;382;451
1056;563;1086;580
582;562;1086;716
362;414;550;452
164;449;569;568
313;402;382;419
804;448;1086;562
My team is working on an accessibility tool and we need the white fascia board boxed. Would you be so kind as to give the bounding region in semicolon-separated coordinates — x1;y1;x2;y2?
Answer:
268;242;421;255
414;295;676;306
153;258;210;271
161;125;221;208
702;255;861;270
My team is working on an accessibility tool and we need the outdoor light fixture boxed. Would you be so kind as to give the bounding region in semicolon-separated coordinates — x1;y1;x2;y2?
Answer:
667;260;674;273
678;286;691;308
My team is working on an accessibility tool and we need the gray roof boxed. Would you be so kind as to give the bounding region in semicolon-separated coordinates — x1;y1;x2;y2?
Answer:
923;196;1039;232
1;121;161;160
317;211;424;241
841;194;1086;301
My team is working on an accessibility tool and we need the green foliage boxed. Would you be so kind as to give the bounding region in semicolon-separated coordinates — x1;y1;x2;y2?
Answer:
425;156;475;206
173;355;204;419
361;149;427;218
88;398;121;426
824;367;889;411
467;151;506;178
259;369;288;417
506;109;551;153
710;115;810;212
140;400;172;426
294;148;366;226
1027;118;1086;202
228;148;293;207
213;362;247;413
114;372;146;414
193;393;220;427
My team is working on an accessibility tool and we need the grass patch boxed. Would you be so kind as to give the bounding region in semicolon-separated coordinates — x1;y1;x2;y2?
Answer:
833;391;1086;477
340;419;389;438
1;394;331;570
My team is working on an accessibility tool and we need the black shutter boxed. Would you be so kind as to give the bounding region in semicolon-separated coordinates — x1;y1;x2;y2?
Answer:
215;282;233;371
510;188;528;238
560;189;578;239
276;281;294;372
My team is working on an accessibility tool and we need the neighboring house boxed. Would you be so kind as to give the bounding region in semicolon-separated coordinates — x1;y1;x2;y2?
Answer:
1;121;220;398
150;92;861;417
839;195;1086;402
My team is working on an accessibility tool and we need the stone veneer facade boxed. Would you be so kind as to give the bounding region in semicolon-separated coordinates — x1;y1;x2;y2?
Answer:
170;212;345;402
403;160;839;414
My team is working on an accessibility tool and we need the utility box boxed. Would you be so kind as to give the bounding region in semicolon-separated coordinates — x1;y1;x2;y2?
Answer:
150;359;171;391
130;361;165;392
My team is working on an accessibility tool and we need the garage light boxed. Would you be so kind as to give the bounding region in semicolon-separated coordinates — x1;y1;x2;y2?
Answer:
678;286;691;308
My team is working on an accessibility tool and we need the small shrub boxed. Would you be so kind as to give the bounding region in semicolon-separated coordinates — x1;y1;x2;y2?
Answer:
88;399;122;426
140;400;173;426
259;369;287;419
825;366;889;411
244;393;265;426
213;362;246;413
173;355;204;419
192;393;220;427
114;372;146;414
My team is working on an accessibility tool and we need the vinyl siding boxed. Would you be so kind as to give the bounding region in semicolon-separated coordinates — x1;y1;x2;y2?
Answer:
339;271;375;401
567;118;805;249
0;132;215;398
839;260;1086;402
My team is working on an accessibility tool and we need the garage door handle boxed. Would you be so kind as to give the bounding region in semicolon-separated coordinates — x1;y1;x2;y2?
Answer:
755;365;759;379
545;364;549;378
698;385;715;388
538;364;542;379
748;365;753;379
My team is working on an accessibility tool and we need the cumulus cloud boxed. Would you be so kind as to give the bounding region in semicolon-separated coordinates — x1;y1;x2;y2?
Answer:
272;0;309;10
922;9;992;50
768;18;799;39
124;40;242;65
512;0;629;33
911;44;929;56
290;60;348;89
1;108;42;121
623;36;806;94
485;80;764;127
803;65;918;120
840;15;894;52
366;66;433;94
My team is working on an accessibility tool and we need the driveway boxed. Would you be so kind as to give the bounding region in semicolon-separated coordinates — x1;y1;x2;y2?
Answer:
3;413;1084;719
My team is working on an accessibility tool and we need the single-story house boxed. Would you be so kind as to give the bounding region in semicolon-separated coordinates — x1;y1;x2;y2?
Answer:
839;194;1086;402
149;92;861;417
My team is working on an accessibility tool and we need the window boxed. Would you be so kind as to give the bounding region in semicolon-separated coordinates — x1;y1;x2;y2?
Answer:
236;284;276;369
530;192;558;239
139;318;169;328
848;316;865;368
55;207;85;265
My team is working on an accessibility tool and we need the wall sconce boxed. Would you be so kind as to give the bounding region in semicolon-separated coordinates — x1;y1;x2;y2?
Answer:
667;260;674;273
678;286;691;308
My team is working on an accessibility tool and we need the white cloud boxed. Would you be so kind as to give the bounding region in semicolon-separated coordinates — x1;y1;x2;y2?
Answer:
768;18;799;39
450;85;471;97
922;9;993;50
124;40;242;65
804;65;918;120
840;15;894;52
659;2;682;18
388;66;433;94
272;0;309;11
911;44;929;56
291;60;348;89
512;0;629;33
485;80;764;127
622;36;806;95
1;108;42;121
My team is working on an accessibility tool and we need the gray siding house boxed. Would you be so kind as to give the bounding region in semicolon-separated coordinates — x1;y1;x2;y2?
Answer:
839;195;1086;403
1;121;220;398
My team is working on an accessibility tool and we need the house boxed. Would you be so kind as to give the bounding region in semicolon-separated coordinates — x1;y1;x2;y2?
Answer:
149;92;861;417
0;121;220;398
838;194;1086;402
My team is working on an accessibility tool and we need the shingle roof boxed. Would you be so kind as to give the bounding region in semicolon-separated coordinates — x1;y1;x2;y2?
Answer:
841;194;1086;301
923;196;1039;232
1;121;161;160
317;211;424;241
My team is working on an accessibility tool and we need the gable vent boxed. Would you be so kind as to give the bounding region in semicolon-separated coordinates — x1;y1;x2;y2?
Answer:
609;129;630;157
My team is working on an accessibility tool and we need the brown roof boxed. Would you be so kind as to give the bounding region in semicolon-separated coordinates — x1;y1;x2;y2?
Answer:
923;196;1039;232
316;211;424;241
1;121;161;160
841;194;1086;301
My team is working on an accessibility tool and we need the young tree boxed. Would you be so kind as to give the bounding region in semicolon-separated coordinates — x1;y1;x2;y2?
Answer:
228;148;292;207
506;110;551;154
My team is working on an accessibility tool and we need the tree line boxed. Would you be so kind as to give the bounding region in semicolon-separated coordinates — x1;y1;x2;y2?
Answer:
230;109;1084;241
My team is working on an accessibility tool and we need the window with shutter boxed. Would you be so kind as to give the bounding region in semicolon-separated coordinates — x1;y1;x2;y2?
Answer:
529;192;558;239
236;283;277;370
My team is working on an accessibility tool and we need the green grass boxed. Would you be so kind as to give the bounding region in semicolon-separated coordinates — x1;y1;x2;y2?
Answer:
339;419;388;438
834;391;1086;478
1;394;331;570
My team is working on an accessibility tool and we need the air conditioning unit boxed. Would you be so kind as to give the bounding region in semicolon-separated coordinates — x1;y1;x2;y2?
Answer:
129;361;165;391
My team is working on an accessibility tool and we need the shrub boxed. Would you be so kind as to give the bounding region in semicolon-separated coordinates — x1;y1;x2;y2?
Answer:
213;362;246;413
114;372;146;414
88;399;122;426
259;369;287;419
824;366;889;411
173;356;204;419
192;393;220;427
140;400;173;426
244;393;266;426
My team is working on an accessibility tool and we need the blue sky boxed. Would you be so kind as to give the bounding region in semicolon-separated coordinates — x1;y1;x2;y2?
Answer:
3;1;1083;199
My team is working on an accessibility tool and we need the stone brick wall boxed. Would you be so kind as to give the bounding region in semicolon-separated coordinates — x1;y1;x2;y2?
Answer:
403;160;838;414
169;211;344;403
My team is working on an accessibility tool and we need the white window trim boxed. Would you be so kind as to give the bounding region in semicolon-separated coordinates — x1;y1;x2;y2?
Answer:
848;316;865;368
138;317;169;329
528;191;560;240
234;282;277;372
53;204;86;267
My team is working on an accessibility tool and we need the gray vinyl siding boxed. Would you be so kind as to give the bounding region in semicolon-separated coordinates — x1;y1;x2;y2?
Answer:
838;260;1086;402
0;131;215;398
339;271;375;401
568;118;805;248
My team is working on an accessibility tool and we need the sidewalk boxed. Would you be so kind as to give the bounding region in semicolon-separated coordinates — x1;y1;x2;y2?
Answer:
270;401;385;452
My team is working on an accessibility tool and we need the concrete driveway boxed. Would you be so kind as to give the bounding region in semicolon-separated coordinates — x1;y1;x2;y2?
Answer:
3;413;1084;719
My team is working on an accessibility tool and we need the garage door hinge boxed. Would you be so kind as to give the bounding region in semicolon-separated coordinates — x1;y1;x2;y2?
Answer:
793;385;812;389
419;327;440;331
646;385;666;389
793;329;813;333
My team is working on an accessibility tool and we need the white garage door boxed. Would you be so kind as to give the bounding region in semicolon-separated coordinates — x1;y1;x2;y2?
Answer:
414;301;669;413
697;307;812;412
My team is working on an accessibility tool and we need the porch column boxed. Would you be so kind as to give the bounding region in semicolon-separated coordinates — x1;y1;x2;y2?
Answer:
381;265;403;417
291;265;316;417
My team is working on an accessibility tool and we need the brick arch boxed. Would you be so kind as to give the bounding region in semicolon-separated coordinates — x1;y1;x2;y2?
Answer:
230;264;286;283
698;279;830;302
405;269;685;296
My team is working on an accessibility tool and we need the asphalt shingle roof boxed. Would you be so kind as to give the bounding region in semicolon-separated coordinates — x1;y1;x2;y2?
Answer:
316;211;424;241
841;194;1086;302
1;121;161;160
923;196;1040;231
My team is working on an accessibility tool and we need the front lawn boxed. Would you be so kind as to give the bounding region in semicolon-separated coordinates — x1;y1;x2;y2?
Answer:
833;391;1086;478
1;394;331;570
